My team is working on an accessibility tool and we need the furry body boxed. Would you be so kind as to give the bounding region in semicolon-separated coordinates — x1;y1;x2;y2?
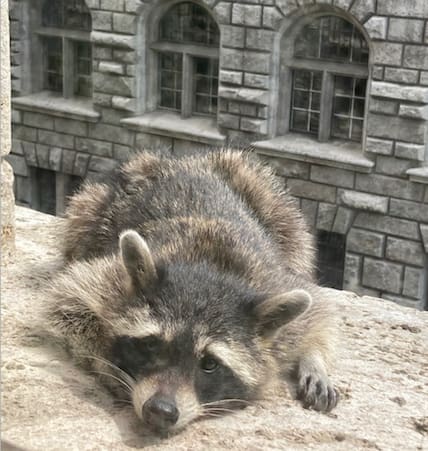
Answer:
47;151;338;433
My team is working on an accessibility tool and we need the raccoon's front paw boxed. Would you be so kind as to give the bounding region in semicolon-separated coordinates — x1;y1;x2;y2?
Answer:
296;372;339;412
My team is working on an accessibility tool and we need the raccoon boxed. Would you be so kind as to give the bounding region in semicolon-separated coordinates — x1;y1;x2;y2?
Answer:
46;150;338;434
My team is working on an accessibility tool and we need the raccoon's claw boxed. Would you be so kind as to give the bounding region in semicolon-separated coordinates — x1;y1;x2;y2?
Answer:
296;374;339;412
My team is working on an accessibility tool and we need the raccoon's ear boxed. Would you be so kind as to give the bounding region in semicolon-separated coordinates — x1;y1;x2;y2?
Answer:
119;230;158;289
254;289;312;337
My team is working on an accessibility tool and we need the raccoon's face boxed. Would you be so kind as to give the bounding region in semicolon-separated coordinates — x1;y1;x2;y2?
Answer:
105;230;311;434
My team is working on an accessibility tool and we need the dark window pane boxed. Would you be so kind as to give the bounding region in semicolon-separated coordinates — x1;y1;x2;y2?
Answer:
159;2;219;46
294;16;368;64
43;37;63;92
158;52;183;111
290;70;321;135
42;0;91;31
331;76;367;142
74;41;92;97
317;231;346;289
193;57;218;116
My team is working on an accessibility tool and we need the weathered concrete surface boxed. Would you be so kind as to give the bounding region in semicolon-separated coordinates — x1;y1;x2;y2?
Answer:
2;207;428;451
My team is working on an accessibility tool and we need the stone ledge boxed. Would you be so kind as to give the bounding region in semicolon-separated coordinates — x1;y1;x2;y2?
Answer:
121;111;226;145
253;134;375;173
12;92;100;122
406;166;428;184
371;81;428;103
2;207;427;450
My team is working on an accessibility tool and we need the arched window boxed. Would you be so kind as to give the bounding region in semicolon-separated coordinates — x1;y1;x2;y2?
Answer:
284;15;369;143
151;2;220;117
38;0;92;97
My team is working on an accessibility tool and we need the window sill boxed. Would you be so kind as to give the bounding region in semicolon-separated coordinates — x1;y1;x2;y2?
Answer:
12;92;100;122
121;111;226;145
406;167;428;184
253;133;374;173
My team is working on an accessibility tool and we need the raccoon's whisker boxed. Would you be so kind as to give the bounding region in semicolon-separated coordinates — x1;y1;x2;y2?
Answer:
89;370;134;393
80;354;135;388
200;398;252;408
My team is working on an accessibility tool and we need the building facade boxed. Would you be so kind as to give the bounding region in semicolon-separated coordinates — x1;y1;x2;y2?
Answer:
8;0;428;309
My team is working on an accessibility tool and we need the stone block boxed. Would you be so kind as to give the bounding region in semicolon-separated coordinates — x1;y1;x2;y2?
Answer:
364;16;387;40
75;137;113;158
317;203;336;231
372;42;403;66
13;125;37;142
377;0;428;18
300;198;317;228
88;156;118;173
113;145;134;163
421;71;428;86
370;81;428;103
362;258;403;293
111;96;135;111
74;153;91;177
113;13;136;34
38;130;74;149
36;145;50;169
375;156;414;177
85;0;100;8
218;86;269;105
232;4;261;27
395;142;425;161
384;68;418;84
221;48;244;70
12;109;21;124
229;102;257;117
92;11;112;31
6;154;28;177
243;51;271;74
338;189;389;214
398;104;428;120
93;93;112;107
173;140;210;157
262;6;283;29
91;31;134;49
389;198;428;223
244;73;270;89
93;46;113;60
343;253;362;292
347;228;385;257
62;150;77;174
11;139;23;155
372;65;384;80
403;266;423;299
98;61;124;75
93;73;134;97
54;118;87;137
88;123;133;146
332;207;354;235
246;29;274;51
356;173;424;202
404;45;428;70
213;2;232;24
221;25;245;48
23;112;54;130
386;237;424;266
354;212;419;240
420;224;428;252
49;147;62;172
287;179;336;203
365;137;394;155
125;0;141;14
113;49;136;63
259;156;309;179
367;114;425;144
22;142;37;166
100;0;124;11
310;166;354;188
276;0;297;16
15;175;30;205
220;70;243;85
350;0;375;22
240;118;267;134
218;113;240;130
388;19;424;43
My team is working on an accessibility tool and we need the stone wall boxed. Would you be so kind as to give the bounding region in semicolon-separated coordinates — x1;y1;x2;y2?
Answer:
7;0;428;309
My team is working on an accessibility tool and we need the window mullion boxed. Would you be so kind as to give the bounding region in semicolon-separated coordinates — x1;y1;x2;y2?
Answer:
318;71;334;142
182;53;193;119
63;38;74;99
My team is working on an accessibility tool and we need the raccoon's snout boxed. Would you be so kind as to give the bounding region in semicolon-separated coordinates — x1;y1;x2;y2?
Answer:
142;394;179;430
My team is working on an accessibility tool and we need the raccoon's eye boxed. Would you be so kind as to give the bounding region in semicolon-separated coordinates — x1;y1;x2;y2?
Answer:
142;336;161;353
200;356;219;374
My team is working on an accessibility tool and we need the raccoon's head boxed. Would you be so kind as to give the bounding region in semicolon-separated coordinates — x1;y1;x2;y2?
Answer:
104;230;312;434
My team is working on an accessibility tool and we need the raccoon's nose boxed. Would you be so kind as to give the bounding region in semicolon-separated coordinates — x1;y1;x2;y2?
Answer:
143;395;179;429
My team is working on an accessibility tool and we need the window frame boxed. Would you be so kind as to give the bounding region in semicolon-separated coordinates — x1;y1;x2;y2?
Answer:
277;12;370;144
148;1;220;119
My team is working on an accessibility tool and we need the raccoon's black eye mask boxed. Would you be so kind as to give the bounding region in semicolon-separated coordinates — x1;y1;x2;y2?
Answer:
110;335;165;378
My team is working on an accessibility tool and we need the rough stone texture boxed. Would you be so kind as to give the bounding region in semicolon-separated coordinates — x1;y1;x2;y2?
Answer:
337;189;389;214
362;258;403;293
2;208;428;451
346;228;385;258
